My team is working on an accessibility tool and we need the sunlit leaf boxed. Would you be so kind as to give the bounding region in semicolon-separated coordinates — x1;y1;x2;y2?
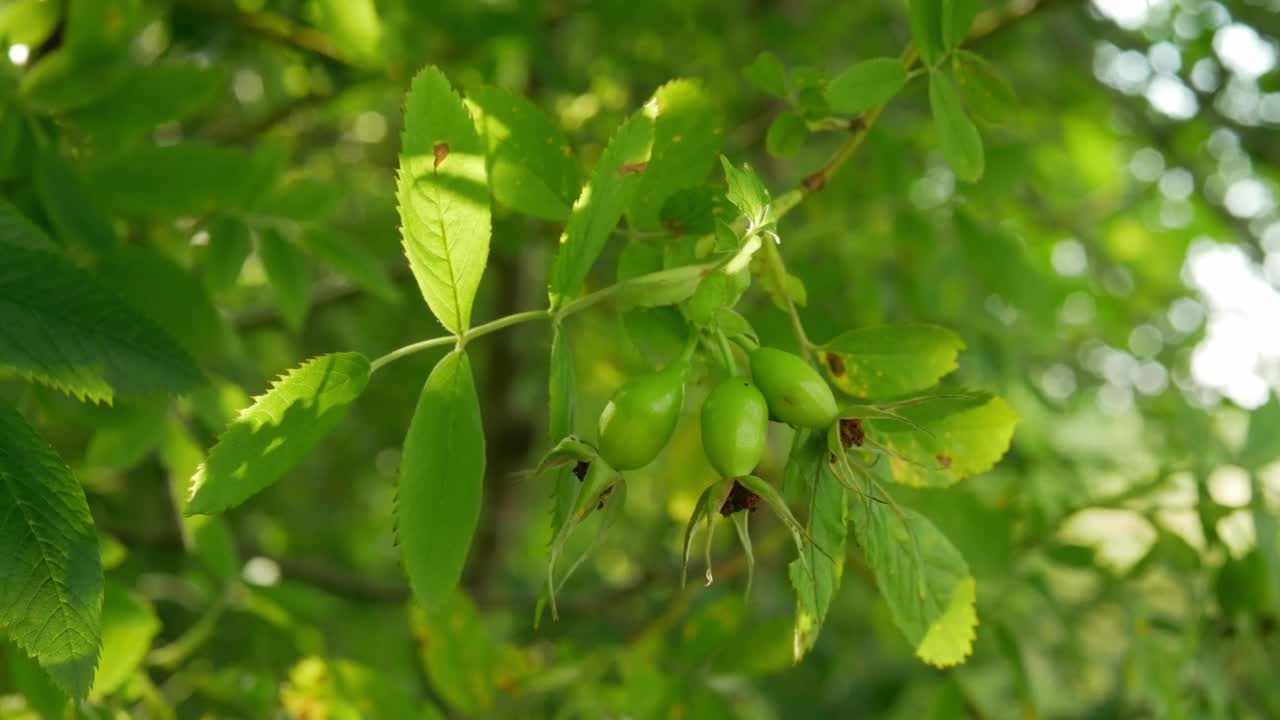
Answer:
867;392;1018;487
629;80;724;230
397;67;491;334
821;324;964;397
186;353;372;514
92;582;160;697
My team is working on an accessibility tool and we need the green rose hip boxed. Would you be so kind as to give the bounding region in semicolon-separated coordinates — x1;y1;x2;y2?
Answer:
700;379;769;477
750;347;838;429
597;362;686;471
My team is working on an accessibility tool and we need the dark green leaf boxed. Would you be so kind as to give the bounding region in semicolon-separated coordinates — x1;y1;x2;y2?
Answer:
202;216;252;293
398;351;486;611
952;50;1017;125
300;226;399;303
186;353;372;514
0;243;203;402
97;246;229;358
257;229;312;333
65;63;224;141
0;403;102;698
84;143;272;219
34;151;116;253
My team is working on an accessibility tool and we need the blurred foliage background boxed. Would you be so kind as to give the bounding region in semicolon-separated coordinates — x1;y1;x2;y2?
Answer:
2;0;1280;717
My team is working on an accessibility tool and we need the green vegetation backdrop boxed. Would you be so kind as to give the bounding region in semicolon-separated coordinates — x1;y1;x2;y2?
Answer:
1;0;1280;717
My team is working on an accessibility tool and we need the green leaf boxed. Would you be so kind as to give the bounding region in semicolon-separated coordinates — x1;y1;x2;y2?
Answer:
929;72;984;182
852;497;976;667
825;58;909;116
744;52;788;97
0;243;203;402
410;591;497;714
202;216;252;293
3;639;70;719
257;229;312;333
97;246;229;358
909;0;944;66
253;178;344;224
952;50;1017;126
186;353;372;515
0;0;62;47
720;156;771;228
85;400;167;472
766;110;807;157
942;0;979;49
397;351;486;611
34;151;116;253
1241;397;1280;469
84;143;274;219
629;80;724;230
467;83;580;221
868;393;1018;487
0;198;58;251
0;403;103;698
548;107;654;305
311;0;382;67
784;430;848;659
397;67;492;334
613;264;711;309
300;226;399;303
91;582;160;697
64;63;224;141
820;324;965;397
20;45;130;114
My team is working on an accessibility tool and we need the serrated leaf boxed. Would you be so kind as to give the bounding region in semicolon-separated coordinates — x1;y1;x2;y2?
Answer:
467;83;580;221
311;0;382;67
92;582;159;697
0;403;102;698
397;67;491;334
84;142;275;219
868;392;1018;487
942;0;979;49
909;0;944;66
0;242;203;402
34;151;116;253
852;497;976;667
629;80;724;230
766;111;807;157
784;430;847;659
3;639;70;719
821;324;965;397
825;57;909;116
929;72;984;182
548;107;654;305
398;351;486;611
300;226;399;303
186;353;371;515
65;63;224;141
744;52;787;96
258;229;312;332
720;156;771;228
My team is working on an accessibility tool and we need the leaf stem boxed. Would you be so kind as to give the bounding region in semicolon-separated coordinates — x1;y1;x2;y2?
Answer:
369;309;552;373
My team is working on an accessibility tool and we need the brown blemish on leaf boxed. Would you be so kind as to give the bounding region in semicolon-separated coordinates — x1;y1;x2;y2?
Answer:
433;142;449;169
839;418;864;449
618;161;648;177
719;479;761;516
573;460;590;481
826;351;846;377
936;454;953;469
